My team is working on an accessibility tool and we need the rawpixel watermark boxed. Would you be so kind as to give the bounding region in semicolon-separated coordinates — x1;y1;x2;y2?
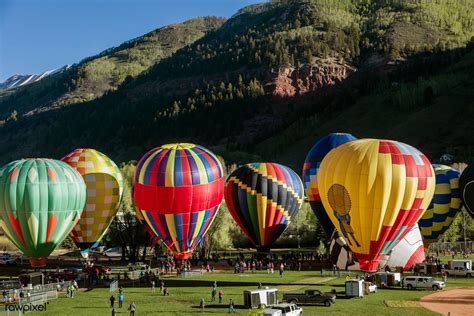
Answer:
5;302;48;312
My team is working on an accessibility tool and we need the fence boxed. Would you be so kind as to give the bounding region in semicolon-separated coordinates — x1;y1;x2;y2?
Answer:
125;268;161;280
110;280;118;293
428;241;474;254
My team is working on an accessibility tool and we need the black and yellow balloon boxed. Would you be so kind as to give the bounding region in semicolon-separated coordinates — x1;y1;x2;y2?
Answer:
418;165;462;247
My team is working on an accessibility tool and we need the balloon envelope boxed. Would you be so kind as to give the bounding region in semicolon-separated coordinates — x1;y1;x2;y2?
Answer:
62;149;124;250
133;143;224;259
379;224;425;271
303;133;357;237
225;162;304;252
318;139;435;271
459;164;474;218
418;164;462;247
0;159;86;267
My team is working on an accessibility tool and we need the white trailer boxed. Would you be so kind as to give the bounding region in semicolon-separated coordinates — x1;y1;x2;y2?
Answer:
244;288;278;308
345;279;364;297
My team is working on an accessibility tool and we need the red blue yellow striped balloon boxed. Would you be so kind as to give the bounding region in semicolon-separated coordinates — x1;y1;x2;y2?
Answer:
225;163;304;252
303;133;357;237
133;143;224;259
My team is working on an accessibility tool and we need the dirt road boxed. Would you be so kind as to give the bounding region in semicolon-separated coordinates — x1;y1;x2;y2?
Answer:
419;288;474;316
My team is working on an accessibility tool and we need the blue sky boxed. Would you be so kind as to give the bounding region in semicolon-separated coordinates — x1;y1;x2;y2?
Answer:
0;0;262;81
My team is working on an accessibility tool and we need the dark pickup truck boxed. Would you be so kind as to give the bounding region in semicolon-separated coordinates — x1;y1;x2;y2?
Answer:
284;290;336;306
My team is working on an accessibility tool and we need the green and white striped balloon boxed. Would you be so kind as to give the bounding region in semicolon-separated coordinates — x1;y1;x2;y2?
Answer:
0;159;86;267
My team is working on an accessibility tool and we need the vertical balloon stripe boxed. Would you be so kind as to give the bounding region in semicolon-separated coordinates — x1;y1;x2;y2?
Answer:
146;149;167;186
155;151;169;186
136;149;157;183
188;149;207;184
165;149;176;187
179;149;192;186
193;147;215;183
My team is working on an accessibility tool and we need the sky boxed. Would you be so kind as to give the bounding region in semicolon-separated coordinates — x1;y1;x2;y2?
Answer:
0;0;263;81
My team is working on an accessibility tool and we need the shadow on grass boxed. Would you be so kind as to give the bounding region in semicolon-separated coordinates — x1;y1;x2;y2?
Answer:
191;304;247;309
121;279;340;288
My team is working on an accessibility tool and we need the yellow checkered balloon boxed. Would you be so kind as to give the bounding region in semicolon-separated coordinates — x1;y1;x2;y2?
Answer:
62;149;124;249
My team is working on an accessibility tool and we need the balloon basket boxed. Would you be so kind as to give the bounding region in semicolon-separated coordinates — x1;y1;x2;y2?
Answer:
174;253;191;260
29;257;47;268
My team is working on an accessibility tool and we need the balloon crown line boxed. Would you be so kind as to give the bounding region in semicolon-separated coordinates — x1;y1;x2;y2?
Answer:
160;143;196;150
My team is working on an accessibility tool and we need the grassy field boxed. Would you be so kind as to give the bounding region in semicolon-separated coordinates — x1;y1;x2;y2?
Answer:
37;270;474;316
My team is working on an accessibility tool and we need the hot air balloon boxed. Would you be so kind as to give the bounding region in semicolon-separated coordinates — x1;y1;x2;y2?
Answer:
0;159;86;267
303;133;357;237
133;143;224;259
418;165;462;248
62;149;124;252
225;163;304;252
460;164;474;218
379;224;425;271
318;139;435;271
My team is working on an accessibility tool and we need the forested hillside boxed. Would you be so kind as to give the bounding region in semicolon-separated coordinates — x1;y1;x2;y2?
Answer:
0;17;224;117
0;0;473;169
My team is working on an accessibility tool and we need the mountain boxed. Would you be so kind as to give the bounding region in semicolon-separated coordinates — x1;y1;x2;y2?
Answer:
0;17;225;116
0;65;70;90
0;0;473;168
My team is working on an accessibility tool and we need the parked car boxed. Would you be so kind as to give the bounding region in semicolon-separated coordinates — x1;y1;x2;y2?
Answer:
128;262;147;270
83;265;111;275
0;252;19;266
264;303;303;316
0;255;17;266
50;269;80;281
284;289;336;306
367;282;377;293
403;276;445;291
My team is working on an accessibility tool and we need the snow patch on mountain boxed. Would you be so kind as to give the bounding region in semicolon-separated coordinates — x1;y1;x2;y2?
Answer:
0;65;71;90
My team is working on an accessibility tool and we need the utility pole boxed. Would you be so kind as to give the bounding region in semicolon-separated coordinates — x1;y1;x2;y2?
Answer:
463;208;467;254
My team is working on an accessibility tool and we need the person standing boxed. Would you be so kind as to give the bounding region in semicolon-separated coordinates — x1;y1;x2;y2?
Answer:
211;286;217;302
279;262;284;278
118;292;124;308
218;290;224;303
111;308;117;316
128;301;136;316
160;281;165;294
109;294;115;308
200;297;205;311
228;299;235;313
151;280;155;294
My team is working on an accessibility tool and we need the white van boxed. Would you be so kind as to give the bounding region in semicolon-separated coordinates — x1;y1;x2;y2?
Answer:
244;288;278;308
403;276;445;290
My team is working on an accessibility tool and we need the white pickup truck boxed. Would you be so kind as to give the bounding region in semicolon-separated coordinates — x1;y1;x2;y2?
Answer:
264;303;303;316
442;260;473;277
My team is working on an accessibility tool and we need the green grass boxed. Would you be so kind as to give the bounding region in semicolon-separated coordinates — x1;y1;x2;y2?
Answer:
39;270;474;316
